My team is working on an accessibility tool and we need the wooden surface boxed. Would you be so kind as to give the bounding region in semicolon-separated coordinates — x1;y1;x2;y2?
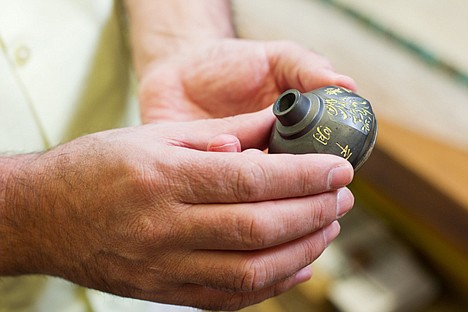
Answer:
355;120;468;290
376;119;468;210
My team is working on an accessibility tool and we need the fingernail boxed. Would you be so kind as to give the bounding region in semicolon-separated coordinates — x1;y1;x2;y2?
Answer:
337;187;354;218
242;148;265;155
323;221;341;246
207;134;241;153
208;142;241;153
294;266;312;284
328;163;353;188
336;75;358;92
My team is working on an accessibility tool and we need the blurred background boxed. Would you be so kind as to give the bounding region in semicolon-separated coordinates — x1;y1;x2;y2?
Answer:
231;0;468;311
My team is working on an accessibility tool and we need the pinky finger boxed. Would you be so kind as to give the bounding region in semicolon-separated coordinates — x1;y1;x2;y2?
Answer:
175;266;312;311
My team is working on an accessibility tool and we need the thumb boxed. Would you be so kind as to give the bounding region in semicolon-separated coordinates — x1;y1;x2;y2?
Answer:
207;134;241;152
163;106;276;151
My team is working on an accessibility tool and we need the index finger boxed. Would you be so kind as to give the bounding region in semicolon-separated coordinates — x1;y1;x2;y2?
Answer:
173;150;353;204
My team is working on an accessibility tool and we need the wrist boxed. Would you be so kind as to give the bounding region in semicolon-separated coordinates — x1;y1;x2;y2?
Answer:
0;153;50;276
124;0;235;77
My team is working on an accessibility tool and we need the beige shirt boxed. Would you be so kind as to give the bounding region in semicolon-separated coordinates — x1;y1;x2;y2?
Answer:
0;0;135;153
0;1;194;311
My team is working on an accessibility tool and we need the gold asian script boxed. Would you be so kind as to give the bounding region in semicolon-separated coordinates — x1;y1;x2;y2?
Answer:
313;126;332;145
323;95;373;134
336;143;353;160
313;126;354;160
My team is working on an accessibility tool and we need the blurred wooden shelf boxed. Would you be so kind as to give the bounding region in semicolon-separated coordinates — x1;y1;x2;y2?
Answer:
374;119;468;211
353;118;468;292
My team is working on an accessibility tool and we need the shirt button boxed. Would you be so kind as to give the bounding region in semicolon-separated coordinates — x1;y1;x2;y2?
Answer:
15;45;31;66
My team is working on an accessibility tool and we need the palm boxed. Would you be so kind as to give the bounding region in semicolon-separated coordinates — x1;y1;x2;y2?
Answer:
138;39;355;123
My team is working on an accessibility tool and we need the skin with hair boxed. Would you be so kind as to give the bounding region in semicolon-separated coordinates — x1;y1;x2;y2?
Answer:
0;109;354;310
0;1;356;310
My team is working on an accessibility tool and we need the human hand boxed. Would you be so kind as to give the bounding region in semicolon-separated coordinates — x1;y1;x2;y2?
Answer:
3;108;354;310
138;39;356;123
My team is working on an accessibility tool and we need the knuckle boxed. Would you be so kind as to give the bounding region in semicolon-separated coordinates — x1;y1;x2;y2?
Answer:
223;293;257;311
133;163;164;196
302;233;328;262
233;213;270;249
320;57;334;69
310;192;337;229
235;257;269;292
125;210;178;247
220;276;289;311
230;161;267;202
125;214;160;244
